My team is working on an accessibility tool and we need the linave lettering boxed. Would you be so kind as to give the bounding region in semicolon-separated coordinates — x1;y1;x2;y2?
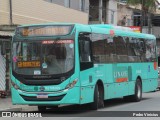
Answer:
114;71;127;78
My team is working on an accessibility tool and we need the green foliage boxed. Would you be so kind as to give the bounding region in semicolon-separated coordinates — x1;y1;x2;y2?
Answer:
127;0;141;5
127;0;156;11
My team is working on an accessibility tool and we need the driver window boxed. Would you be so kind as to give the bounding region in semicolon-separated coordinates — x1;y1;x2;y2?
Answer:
79;40;91;62
78;32;93;71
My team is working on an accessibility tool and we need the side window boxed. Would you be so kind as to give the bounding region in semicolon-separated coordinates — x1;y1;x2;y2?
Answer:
132;38;146;62
91;33;117;63
79;40;91;62
79;32;93;71
104;35;116;62
91;33;105;63
145;39;156;62
114;36;128;62
138;39;146;62
130;38;141;62
127;37;137;62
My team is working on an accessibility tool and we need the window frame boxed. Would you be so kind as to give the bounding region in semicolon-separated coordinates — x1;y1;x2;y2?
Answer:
78;32;93;71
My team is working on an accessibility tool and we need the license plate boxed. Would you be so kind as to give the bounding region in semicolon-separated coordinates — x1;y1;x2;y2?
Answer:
37;94;48;98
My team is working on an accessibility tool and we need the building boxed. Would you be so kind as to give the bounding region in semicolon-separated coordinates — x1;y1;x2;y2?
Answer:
0;0;88;25
0;0;88;96
44;0;89;13
46;0;119;25
0;0;89;41
117;0;160;56
117;2;133;26
89;0;118;25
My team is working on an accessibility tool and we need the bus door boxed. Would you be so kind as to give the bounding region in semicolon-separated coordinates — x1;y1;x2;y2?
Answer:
78;32;94;103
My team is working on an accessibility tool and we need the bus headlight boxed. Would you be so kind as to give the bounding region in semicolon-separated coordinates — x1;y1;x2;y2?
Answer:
11;81;20;90
65;79;78;89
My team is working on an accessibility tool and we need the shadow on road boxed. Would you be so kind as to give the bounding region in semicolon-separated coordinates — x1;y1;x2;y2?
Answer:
25;97;151;117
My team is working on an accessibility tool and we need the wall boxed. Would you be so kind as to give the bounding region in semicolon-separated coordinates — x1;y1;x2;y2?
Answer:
153;27;160;38
107;0;118;25
142;26;160;38
46;0;65;6
0;0;88;25
45;0;89;13
117;3;133;26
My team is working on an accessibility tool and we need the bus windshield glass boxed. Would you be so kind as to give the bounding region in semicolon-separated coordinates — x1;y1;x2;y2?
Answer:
12;39;74;75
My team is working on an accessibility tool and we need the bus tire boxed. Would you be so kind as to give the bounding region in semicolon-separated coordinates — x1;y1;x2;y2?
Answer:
124;79;142;102
132;79;142;102
91;84;104;110
38;106;46;112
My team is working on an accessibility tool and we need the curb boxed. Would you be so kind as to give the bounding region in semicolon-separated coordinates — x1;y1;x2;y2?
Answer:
0;107;22;112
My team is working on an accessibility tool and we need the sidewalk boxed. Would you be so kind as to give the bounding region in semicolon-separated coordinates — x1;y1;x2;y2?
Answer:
0;96;37;111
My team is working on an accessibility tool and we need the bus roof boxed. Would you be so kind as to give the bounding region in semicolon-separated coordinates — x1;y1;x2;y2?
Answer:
18;22;78;28
17;23;156;40
89;24;156;40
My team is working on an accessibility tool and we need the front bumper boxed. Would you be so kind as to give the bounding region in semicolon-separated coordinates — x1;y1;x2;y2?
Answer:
11;86;80;105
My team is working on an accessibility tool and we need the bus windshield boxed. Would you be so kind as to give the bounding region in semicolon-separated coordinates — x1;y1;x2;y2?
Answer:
12;39;74;75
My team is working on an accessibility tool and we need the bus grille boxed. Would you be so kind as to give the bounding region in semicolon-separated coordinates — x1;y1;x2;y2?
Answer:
20;94;66;101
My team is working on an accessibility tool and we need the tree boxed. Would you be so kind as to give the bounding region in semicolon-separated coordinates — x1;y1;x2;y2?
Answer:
127;0;157;33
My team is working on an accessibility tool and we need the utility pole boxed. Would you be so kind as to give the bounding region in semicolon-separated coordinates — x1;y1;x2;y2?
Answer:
148;12;152;34
99;0;103;24
140;0;144;33
9;0;13;25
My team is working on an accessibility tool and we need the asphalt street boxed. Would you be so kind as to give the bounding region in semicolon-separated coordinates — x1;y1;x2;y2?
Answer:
1;90;160;120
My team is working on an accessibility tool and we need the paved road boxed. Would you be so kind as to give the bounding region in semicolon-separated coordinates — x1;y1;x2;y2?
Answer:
1;90;160;120
26;90;160;112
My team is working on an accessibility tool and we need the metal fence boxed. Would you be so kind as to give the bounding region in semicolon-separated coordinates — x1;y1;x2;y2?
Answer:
0;52;6;92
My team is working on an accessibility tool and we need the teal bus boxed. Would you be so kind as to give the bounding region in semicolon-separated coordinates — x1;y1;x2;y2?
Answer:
11;23;158;111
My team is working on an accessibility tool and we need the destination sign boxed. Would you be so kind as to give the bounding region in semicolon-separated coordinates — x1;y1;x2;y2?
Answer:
42;40;73;44
17;61;40;68
17;25;73;36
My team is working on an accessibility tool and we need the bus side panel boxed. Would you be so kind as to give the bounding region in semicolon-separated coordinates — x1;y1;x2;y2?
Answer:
79;68;95;104
106;82;129;99
142;62;158;92
80;64;106;104
142;79;158;92
105;64;129;99
116;63;137;97
105;64;114;83
128;81;135;95
130;63;147;81
80;85;94;104
129;62;158;93
127;63;154;94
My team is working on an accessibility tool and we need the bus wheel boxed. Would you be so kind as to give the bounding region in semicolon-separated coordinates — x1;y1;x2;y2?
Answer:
38;106;46;112
124;79;142;102
91;84;104;110
133;79;142;102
